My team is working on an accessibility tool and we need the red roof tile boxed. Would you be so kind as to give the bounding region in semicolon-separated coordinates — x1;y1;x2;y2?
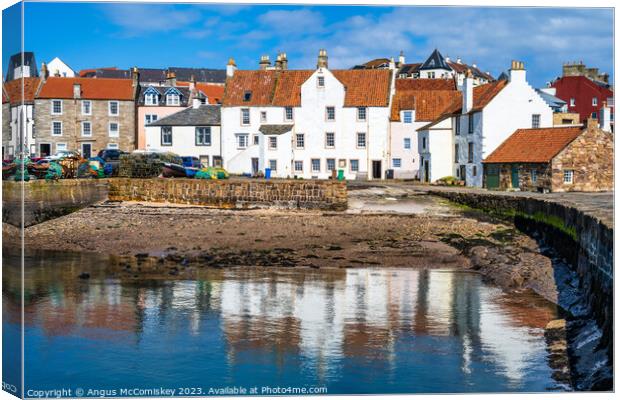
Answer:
221;70;279;106
332;69;392;107
37;77;135;100
483;126;584;163
395;78;456;91
272;70;314;106
195;83;225;104
3;78;41;105
390;90;460;122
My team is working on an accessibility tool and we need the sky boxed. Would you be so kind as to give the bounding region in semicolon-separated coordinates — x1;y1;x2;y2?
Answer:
2;2;615;87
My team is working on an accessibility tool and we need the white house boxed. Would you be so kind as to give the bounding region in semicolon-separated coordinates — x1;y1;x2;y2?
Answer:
418;61;553;187
46;57;75;78
145;102;221;167
220;51;393;180
2;77;40;159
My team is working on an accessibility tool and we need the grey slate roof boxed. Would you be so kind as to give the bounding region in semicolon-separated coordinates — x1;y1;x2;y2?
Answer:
137;85;192;106
419;49;451;71
149;105;221;127
259;124;294;135
169;67;226;84
536;89;567;112
84;67;226;84
5;52;38;81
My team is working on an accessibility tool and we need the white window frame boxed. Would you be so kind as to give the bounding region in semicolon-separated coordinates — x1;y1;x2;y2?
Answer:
563;170;574;184
404;137;411;149
403;111;412;124
144;93;158;106
317;76;325;88
392;158;402;168
56;143;67;152
236;133;249;149
326;106;335;121
357;107;367;121
532;114;541;129
592;97;598;106
268;136;277;150
531;169;538;183
325;132;335;149
295;133;305;149
166;94;180;106
284;107;294;121
326;158;336;171
195;127;212;146
81;121;92;137
269;159;277;171
294;160;304;172
108;122;120;137
241;108;250;125
51;121;63;136
311;158;321;173
570;98;576;107
107;143;119;150
161;127;173;146
145;114;158;125
51;99;63;115
81;100;91;115
252;134;260;145
350;159;359;172
108;101;120;116
260;111;267;123
356;132;366;149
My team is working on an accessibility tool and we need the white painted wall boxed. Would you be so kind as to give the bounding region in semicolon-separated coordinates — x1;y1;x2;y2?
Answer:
9;104;36;157
389;111;424;179
260;132;292;177
418;117;454;182
47;57;75;78
145;125;221;164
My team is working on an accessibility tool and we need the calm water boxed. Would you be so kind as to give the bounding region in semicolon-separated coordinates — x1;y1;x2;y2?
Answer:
3;250;567;396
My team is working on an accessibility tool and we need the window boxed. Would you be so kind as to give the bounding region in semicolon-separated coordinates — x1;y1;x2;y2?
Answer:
454;144;459;163
51;121;63;136
404;138;411;149
356;132;366;148
428;71;435;79
468;142;474;163
236;134;249;149
144;93;158;106
252;134;260;145
269;136;277;150
325;132;335;148
350;159;359;172
161;127;172;146
592;112;597;119
326;158;336;171
82;100;91;115
243;91;252;102
473;166;477;176
570;98;575;107
592;97;598;106
166;94;180;106
108;101;119;116
532;114;541;129
296;133;305;149
195;127;211;146
531;169;538;183
357;107;367;121
311;158;321;172
563;170;573;184
403;111;413;124
285;107;294;121
455;116;461;135
241;108;250;125
81;121;92;136
260;111;267;123
51;100;63;115
392;158;401;168
269;159;277;171
56;143;67;152
317;76;325;87
294;160;303;172
107;143;119;150
109;122;119;137
326;106;335;121
145;114;158;125
468;115;474;133
422;137;426;149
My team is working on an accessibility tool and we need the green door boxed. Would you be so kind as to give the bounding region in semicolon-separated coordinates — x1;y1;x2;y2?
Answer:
511;165;519;188
486;165;499;189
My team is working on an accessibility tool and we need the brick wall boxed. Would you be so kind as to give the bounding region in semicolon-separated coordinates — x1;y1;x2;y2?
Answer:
108;178;348;210
34;98;135;156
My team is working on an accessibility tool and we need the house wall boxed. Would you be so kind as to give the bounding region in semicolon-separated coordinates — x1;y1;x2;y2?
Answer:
260;132;293;177
47;59;75;78
34;98;135;156
2;104;36;159
137;105;186;149
551;76;614;123
418;117;453;182
389;115;424;179
550;126;613;192
145;125;221;165
484;162;552;192
553;112;581;126
2;103;11;159
453;111;483;185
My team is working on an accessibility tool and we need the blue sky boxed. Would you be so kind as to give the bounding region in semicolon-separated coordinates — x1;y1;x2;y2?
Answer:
2;2;614;87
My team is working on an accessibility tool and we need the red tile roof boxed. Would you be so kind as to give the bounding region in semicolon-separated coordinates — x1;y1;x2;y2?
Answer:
3;78;41;105
441;79;508;115
37;77;135;100
483;126;584;163
222;69;392;107
195;83;225;104
390;90;460;122
395;78;456;91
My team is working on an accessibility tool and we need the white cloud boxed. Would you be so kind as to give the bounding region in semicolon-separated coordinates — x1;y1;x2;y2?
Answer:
103;4;201;37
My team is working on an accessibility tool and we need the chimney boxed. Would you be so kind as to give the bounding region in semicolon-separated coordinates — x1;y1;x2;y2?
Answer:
445;56;451;63
226;57;237;78
317;49;328;69
274;54;282;70
587;117;598;130
600;102;612;132
398;51;405;66
131;66;140;88
259;55;271;70
54;69;61;77
462;69;473;113
73;83;81;99
456;57;462;64
509;60;526;83
192;98;201;109
40;62;48;82
165;71;177;86
389;57;396;70
280;52;288;70
189;74;196;91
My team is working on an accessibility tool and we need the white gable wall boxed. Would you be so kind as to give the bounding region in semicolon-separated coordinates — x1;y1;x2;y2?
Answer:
145;125;221;165
389;111;424;179
47;57;75;78
418;117;453;182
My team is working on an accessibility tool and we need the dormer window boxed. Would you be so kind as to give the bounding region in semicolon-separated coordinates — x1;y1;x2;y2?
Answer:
317;76;325;87
145;93;158;105
166;94;180;106
243;91;252;102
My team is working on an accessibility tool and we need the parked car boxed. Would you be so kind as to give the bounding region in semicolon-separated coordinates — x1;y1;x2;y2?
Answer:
97;149;127;162
44;150;80;161
181;156;201;168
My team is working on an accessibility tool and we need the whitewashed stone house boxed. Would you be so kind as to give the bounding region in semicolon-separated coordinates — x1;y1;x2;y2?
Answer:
418;61;553;187
46;57;75;78
221;51;393;180
2;77;40;159
145;102;221;167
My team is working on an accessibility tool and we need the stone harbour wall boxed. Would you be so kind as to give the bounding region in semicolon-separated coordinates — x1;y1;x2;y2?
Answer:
108;178;348;211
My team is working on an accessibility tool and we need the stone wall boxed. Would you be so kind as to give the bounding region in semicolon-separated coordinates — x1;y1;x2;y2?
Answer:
2;103;10;158
551;125;613;192
553;112;580;126
108;178;348;211
428;189;613;368
34;98;135;156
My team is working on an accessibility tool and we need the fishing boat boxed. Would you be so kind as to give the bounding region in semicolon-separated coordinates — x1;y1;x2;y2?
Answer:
2;162;16;179
162;162;187;178
185;167;200;178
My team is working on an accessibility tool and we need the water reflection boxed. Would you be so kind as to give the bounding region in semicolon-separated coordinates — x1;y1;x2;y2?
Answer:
3;251;563;394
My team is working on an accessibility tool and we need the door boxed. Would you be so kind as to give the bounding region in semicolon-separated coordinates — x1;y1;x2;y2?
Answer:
459;165;467;185
486;165;500;189
40;143;51;157
372;160;382;179
251;158;259;175
199;155;210;168
81;143;92;159
423;160;430;183
511;165;519;188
